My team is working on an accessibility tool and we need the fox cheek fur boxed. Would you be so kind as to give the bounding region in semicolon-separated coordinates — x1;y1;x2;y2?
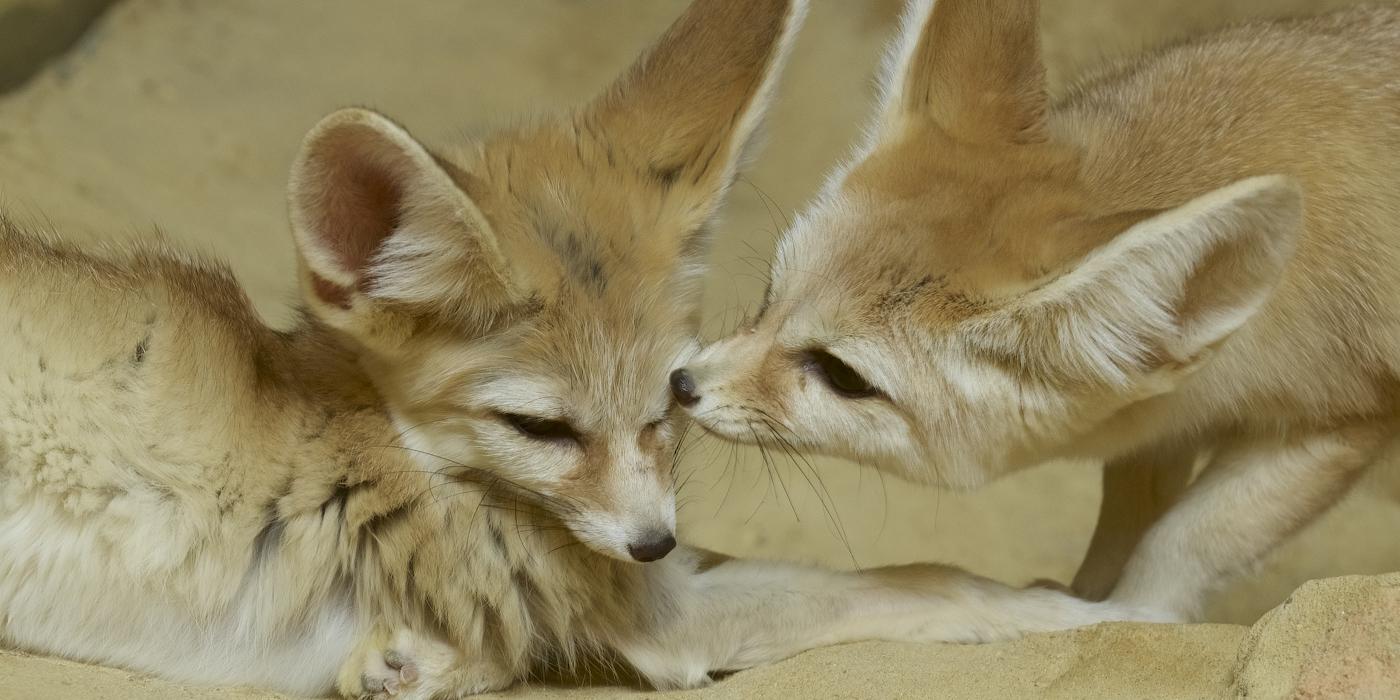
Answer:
360;334;688;563
679;0;1399;619
683;325;943;485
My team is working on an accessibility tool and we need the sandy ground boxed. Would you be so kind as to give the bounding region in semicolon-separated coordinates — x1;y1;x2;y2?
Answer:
1;1;1399;698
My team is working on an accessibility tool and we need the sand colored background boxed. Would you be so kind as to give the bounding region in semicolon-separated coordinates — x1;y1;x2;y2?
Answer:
1;1;1399;697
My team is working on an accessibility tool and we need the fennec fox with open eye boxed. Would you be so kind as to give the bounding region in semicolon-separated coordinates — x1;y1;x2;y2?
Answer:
0;1;1151;698
676;0;1400;622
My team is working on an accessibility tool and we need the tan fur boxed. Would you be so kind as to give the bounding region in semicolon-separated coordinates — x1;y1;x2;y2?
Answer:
0;1;1156;697
679;0;1400;621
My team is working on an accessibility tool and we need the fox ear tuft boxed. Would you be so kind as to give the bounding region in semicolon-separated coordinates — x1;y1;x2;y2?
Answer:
288;108;518;336
1008;176;1303;386
878;0;1046;143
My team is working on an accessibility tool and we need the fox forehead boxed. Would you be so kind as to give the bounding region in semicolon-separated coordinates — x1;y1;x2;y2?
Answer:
770;130;1105;332
447;124;712;304
523;307;693;425
770;207;1008;337
416;305;688;423
394;128;700;430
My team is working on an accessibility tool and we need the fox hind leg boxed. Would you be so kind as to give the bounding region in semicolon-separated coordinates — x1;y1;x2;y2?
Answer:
1110;425;1387;620
1073;444;1197;601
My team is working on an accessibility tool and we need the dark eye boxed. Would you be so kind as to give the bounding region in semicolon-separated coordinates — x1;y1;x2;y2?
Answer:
498;412;580;443
802;349;880;399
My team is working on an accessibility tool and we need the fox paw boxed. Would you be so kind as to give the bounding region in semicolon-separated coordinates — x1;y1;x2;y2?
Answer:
346;628;512;700
357;636;422;699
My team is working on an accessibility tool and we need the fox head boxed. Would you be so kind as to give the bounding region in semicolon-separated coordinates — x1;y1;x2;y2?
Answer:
674;0;1302;489
285;0;806;562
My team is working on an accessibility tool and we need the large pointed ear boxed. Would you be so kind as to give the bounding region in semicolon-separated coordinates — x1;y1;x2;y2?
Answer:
588;0;807;211
1003;176;1303;388
288;108;519;341
877;0;1046;143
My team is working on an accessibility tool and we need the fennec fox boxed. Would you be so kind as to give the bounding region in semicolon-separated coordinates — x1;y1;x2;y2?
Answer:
675;0;1400;622
0;1;1146;697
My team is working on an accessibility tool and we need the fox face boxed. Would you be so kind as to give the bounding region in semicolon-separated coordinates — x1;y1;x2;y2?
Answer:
286;0;806;561
675;0;1301;489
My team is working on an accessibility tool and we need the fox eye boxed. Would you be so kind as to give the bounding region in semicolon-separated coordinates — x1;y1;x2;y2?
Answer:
498;412;580;444
802;349;880;399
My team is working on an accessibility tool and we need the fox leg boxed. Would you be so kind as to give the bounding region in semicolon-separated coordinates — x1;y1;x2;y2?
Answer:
1109;424;1388;621
1072;444;1197;601
616;552;1160;690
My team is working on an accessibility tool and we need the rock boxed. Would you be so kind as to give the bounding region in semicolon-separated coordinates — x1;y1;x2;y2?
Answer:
0;0;116;92
1230;574;1400;699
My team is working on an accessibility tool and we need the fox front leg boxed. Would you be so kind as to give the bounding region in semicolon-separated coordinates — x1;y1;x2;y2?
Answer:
615;551;1162;690
338;626;512;700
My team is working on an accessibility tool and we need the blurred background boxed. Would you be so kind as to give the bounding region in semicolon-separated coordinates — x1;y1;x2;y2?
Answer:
1;0;1398;628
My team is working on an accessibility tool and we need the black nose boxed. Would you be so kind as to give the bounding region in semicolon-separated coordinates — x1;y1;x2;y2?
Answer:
670;368;700;407
627;532;677;563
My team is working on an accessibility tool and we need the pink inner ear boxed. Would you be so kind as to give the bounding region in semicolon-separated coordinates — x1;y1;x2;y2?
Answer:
299;125;409;301
310;273;354;310
319;162;402;277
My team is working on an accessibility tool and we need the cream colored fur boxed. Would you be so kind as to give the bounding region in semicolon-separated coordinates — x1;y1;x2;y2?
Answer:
0;1;1152;697
678;0;1400;622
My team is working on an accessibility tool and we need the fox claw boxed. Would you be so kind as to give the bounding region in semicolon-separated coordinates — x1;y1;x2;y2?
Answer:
357;634;421;699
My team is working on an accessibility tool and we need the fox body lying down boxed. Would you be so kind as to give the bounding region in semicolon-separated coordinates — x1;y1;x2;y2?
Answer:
0;1;1147;697
678;0;1400;622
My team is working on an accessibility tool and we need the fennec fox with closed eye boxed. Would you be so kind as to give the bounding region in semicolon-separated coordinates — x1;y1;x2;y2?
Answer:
0;1;1149;698
676;0;1400;622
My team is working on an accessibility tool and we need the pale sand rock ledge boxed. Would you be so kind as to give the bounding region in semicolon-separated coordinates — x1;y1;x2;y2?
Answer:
1232;574;1400;700
0;574;1393;699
